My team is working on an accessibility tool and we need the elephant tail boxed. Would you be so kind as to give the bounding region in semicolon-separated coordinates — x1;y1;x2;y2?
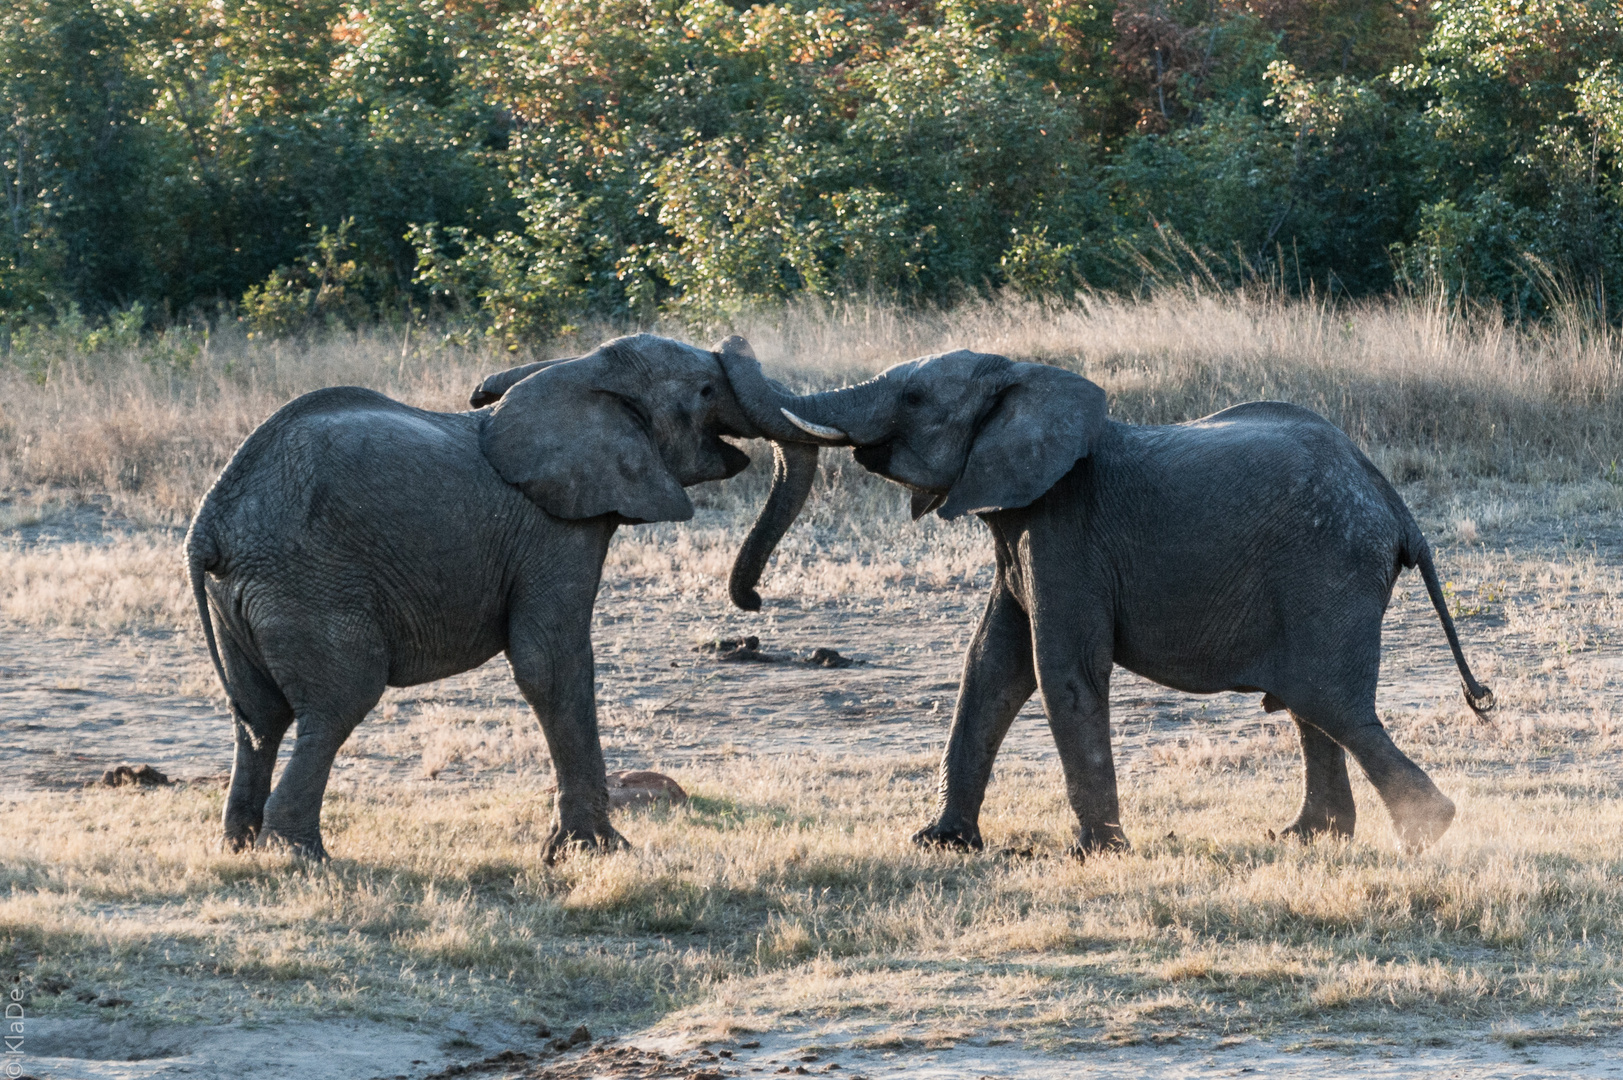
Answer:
185;516;236;711
1411;538;1496;719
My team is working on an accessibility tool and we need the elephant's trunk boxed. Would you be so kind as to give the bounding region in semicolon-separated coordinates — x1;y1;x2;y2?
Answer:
716;341;907;610
776;378;898;446
715;340;899;447
714;337;859;611
729;440;819;611
714;341;822;444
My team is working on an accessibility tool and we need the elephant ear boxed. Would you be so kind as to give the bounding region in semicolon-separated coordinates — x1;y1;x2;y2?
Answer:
469;356;573;408
480;362;693;523
937;363;1108;519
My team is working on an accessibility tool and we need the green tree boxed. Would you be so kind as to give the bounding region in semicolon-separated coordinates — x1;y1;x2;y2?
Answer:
1;1;160;320
1393;0;1623;310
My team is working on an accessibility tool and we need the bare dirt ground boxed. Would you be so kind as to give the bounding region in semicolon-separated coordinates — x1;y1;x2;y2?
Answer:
5;482;1623;1079
20;1015;1623;1080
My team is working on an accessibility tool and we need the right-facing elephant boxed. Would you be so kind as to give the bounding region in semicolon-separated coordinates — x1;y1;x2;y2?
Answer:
721;346;1494;856
186;333;819;863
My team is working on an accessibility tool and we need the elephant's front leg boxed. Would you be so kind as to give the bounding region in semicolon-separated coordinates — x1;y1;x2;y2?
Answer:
508;611;626;864
914;580;1037;851
1033;626;1126;858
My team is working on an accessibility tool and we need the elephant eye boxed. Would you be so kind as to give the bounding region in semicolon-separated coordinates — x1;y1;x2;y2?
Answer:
699;384;714;398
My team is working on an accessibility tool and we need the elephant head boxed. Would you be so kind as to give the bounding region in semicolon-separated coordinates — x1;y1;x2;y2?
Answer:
470;333;823;609
719;347;1109;530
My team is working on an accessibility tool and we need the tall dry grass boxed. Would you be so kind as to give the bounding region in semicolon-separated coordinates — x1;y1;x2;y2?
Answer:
2;291;1619;530
749;291;1623;483
5;291;1618;632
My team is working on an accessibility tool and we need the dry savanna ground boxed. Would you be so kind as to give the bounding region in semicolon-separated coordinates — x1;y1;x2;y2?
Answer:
2;292;1622;1076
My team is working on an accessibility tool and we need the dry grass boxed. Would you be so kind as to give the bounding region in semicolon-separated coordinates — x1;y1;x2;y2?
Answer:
3;536;1620;1044
364;701;554;780
4;747;1621;1044
1;290;1619;528
3;288;1617;633
0;535;191;630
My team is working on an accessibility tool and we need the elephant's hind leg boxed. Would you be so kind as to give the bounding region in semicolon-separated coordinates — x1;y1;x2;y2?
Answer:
258;644;388;860
1298;701;1454;852
1279;713;1356;840
219;632;294;852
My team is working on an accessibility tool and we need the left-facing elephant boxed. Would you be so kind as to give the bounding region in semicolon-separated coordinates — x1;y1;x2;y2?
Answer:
185;333;815;862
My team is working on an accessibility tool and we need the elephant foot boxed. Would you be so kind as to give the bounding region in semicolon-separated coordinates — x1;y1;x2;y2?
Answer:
542;821;629;865
1278;808;1356;841
256;827;330;861
222;823;260;853
1066;823;1130;861
1388;788;1456;854
911;820;983;852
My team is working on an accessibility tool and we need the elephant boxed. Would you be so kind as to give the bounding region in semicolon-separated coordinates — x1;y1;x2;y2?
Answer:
185;333;818;861
717;345;1495;856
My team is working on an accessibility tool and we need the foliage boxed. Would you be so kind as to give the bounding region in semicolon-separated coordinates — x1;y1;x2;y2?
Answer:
2;0;1621;339
241;220;376;338
1391;0;1623;311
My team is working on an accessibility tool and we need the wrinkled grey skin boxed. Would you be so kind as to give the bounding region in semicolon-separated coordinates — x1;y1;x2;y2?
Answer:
186;334;817;862
721;348;1494;856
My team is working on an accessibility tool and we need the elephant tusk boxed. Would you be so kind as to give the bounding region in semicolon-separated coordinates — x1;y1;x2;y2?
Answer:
781;408;846;441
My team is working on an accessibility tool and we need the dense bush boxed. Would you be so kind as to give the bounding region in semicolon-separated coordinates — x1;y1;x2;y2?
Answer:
2;0;1620;340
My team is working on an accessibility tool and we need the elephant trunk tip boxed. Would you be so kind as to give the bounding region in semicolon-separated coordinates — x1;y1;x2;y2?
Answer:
729;581;763;612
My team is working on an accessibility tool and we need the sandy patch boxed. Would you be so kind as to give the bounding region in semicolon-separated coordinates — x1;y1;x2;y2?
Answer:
20;1018;1623;1079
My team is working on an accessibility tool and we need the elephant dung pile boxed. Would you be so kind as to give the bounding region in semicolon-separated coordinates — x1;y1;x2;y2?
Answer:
694;636;856;668
98;763;171;787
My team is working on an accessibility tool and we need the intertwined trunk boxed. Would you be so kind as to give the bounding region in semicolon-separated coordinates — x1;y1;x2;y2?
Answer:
716;340;900;609
728;440;819;610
